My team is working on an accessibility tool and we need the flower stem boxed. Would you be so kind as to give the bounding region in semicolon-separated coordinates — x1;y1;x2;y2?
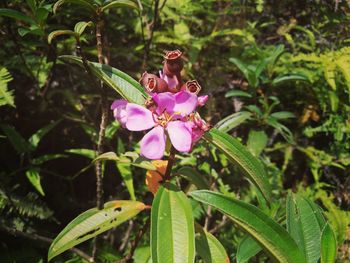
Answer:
163;146;177;181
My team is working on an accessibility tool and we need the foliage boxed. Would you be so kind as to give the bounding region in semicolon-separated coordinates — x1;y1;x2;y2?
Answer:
0;0;349;262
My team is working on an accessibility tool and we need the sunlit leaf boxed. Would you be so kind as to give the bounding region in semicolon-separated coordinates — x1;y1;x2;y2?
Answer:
320;223;337;263
101;0;139;12
247;130;268;157
225;90;252;98
203;128;271;202
236;235;261;263
195;224;229;263
31;154;68;165
48;200;146;261
65;148;96;159
74;21;93;35
26;168;45;196
29;120;61;149
215;112;252;133
151;183;195;263
48;30;77;44
190;190;305;263
59;55;147;104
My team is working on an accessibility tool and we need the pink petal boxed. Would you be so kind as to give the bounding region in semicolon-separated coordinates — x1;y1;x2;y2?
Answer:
173;91;198;115
111;99;127;110
111;100;128;127
125;103;156;131
152;92;175;115
140;126;166;159
167;120;192;152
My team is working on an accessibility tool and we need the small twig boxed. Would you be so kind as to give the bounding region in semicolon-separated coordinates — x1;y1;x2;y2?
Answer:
142;0;160;69
0;225;93;262
163;146;177;181
118;220;134;252
209;215;228;234
204;205;212;230
116;217;151;263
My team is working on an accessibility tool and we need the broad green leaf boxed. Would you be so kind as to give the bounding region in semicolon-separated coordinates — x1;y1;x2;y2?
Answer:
26;168;45;196
0;124;32;153
65;148;96;159
320;223;337;263
101;0;139;12
195;225;229;263
133;246;151;263
175;166;209;189
60;55;147;104
35;7;50;23
31;154;68;165
190;190;305;263
0;67;15;108
247;130;268;157
286;194;325;263
48;30;77;44
116;163;135;201
215;112;252;133
267;116;294;143
53;0;96;14
225;90;252;98
0;8;35;24
74;21;93;35
203;128;271;202
29;120;61;149
48;200;146;261
151;183;195;263
236;235;262;263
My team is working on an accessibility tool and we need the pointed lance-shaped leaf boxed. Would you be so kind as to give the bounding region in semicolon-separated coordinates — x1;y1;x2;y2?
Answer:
48;200;146;261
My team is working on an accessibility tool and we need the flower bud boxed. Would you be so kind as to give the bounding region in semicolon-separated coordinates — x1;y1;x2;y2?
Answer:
182;80;201;95
163;50;183;77
140;72;168;93
197;95;208;106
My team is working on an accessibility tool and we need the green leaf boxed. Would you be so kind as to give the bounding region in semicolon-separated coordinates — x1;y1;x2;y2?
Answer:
286;194;325;263
48;200;146;261
60;55;147;104
31;154;68;165
0;8;35;24
65;148;96;159
247;130;268;157
53;0;96;14
48;30;77;44
101;0;139;12
229;58;257;88
175;166;209;190
225;90;252;98
215;111;252;133
236;235;262;263
0;124;32;153
272;74;309;86
116;163;135;201
151;183;195;263
203;128;271;202
74;21;93;35
270;111;295;120
29;120;61;150
0;67;15;107
133;246;151;263
195;224;229;263
320;223;337;263
190;190;305;263
35;7;50;23
26;168;45;196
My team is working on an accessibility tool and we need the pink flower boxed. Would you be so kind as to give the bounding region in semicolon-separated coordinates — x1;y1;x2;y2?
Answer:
111;99;128;127
125;91;198;159
197;95;209;107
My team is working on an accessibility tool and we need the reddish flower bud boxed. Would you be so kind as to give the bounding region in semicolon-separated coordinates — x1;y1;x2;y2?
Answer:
163;50;183;77
182;80;201;95
140;72;168;93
